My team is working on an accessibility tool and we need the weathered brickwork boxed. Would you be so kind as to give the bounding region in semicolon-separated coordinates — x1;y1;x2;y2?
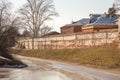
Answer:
82;24;118;32
16;31;119;49
61;25;82;34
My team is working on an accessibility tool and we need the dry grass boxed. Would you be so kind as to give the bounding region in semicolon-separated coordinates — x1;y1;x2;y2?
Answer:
17;47;120;69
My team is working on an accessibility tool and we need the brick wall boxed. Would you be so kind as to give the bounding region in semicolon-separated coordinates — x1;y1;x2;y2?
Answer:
16;31;119;49
61;25;82;34
82;24;118;32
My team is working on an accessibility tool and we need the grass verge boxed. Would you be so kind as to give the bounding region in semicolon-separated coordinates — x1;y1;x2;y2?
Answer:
16;47;120;69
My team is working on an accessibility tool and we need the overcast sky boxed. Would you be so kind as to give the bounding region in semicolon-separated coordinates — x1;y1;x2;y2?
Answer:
10;0;115;32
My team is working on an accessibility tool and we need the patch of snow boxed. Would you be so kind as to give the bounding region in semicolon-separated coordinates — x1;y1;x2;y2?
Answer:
0;56;11;61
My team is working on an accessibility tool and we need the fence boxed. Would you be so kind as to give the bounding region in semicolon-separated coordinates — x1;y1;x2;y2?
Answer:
16;31;119;49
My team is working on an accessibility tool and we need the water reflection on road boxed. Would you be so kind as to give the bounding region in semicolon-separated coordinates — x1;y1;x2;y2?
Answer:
0;57;71;80
0;68;71;80
0;56;120;80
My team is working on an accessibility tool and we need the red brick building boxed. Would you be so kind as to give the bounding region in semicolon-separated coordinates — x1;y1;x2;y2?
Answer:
61;14;119;34
82;14;119;32
82;24;118;32
61;18;90;34
61;24;82;34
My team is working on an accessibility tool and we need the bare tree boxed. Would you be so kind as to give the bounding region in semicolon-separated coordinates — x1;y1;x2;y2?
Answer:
0;0;27;67
40;25;52;37
0;0;11;26
19;0;58;37
0;0;19;48
114;0;120;10
22;29;31;37
108;5;117;17
0;0;18;60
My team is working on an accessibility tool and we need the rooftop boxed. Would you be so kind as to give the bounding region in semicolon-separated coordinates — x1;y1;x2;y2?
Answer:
93;16;118;25
61;13;120;28
89;14;120;25
62;18;90;28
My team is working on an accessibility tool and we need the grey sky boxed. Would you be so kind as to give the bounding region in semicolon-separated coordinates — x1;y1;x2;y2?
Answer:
10;0;115;32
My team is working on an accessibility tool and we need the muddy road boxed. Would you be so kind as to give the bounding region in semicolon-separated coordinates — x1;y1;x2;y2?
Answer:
0;56;120;80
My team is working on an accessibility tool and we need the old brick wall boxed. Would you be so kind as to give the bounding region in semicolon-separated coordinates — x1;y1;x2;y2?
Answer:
61;25;82;34
82;25;118;32
17;31;119;49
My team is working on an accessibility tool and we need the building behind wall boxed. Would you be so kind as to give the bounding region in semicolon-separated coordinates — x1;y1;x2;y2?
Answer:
61;18;90;34
82;14;119;32
61;25;82;34
16;13;120;49
61;14;119;34
82;24;118;32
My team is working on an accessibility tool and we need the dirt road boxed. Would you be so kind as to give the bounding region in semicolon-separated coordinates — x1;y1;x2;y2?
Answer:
0;55;120;80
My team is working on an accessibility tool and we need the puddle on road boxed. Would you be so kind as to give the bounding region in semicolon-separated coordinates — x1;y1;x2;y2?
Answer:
23;70;71;80
0;68;71;80
0;57;71;80
0;69;11;80
0;57;94;80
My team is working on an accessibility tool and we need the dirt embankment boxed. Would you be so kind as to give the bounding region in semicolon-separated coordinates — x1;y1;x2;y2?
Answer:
0;47;27;68
16;47;120;69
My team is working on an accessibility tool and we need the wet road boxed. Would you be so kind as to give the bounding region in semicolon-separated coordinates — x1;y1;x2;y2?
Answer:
50;60;120;80
0;56;72;80
0;55;120;80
